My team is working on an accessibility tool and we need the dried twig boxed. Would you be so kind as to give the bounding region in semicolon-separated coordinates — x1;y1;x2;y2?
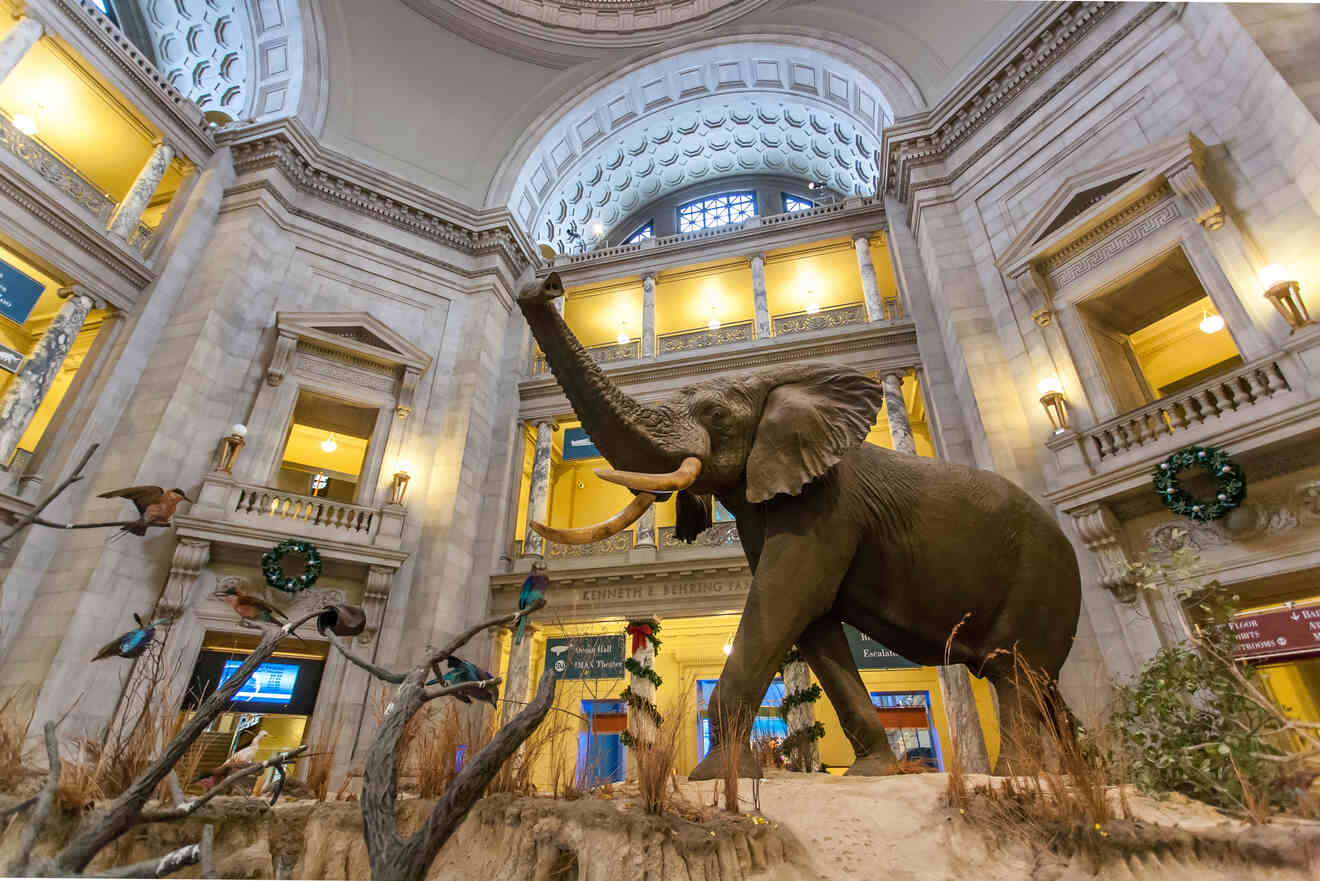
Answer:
6;722;60;874
325;634;405;684
138;745;308;821
421;677;502;703
98;841;202;878
199;824;215;880
0;444;98;548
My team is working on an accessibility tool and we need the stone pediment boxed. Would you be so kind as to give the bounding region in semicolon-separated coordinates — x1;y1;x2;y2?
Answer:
275;312;432;374
998;133;1219;278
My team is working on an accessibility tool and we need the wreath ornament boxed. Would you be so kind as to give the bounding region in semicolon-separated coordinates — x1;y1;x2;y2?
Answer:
1152;445;1246;522
261;539;323;593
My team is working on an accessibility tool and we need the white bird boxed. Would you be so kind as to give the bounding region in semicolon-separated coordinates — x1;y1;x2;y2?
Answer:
191;729;270;787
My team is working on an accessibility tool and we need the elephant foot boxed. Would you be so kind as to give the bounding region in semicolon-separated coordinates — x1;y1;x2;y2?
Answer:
844;752;899;777
688;745;763;781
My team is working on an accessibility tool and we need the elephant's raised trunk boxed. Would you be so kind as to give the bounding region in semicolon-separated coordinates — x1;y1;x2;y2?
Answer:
519;274;675;474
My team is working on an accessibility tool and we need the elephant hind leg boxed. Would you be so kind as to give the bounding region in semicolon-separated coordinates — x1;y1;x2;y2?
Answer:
797;618;898;776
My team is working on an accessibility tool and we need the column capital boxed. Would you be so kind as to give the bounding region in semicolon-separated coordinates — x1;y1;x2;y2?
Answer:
640;270;657;283
526;416;559;432
57;285;105;310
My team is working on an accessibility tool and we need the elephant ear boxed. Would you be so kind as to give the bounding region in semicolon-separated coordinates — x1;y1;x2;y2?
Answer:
746;367;886;503
674;490;712;543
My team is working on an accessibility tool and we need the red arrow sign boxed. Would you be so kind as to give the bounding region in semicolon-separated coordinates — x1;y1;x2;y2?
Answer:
1229;602;1320;662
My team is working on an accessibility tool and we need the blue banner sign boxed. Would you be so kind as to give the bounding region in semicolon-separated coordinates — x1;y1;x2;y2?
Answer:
0;344;22;374
0;259;45;326
844;624;919;669
561;427;601;460
545;634;626;679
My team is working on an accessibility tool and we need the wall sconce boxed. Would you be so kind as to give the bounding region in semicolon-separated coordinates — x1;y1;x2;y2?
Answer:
217;424;247;472
1037;377;1069;434
390;466;411;505
1260;264;1314;333
722;635;734;656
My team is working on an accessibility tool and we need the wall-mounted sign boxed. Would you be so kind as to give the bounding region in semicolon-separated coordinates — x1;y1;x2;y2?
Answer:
561;427;601;460
0;344;23;374
1229;603;1320;661
0;259;45;326
845;624;919;669
545;634;626;679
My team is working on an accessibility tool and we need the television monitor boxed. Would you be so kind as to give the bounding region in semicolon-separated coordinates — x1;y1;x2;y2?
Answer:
218;660;300;704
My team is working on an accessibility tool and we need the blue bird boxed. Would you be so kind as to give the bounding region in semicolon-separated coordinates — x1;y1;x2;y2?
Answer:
427;655;498;706
92;614;166;662
516;560;549;645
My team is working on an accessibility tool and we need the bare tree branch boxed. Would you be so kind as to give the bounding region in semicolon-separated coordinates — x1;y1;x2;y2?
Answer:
0;794;37;819
326;634;405;683
424;598;546;669
49;610;325;875
138;746;308;821
421;677;502;703
199;825;215;880
98;841;202;878
29;517;156;531
0;444;98;548
6;722;60;874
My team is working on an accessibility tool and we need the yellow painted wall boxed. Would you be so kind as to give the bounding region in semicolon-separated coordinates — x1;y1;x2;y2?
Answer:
513;428;534;541
763;238;867;317
655;259;755;335
1130;297;1240;393
503;615;999;790
563;280;644;348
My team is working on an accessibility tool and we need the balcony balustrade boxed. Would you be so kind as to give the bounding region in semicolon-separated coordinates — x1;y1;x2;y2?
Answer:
509;521;741;564
657;320;756;355
772;302;867;337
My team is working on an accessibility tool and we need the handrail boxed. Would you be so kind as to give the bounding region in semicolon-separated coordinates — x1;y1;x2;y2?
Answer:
234;484;379;535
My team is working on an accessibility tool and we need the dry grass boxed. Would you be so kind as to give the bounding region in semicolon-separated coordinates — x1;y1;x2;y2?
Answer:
635;692;689;815
715;706;750;814
0;692;35;795
396;703;489;799
305;709;343;801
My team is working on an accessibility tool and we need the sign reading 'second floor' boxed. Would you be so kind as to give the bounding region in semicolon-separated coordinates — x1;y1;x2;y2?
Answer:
0;259;45;326
1229;603;1320;661
544;634;626;679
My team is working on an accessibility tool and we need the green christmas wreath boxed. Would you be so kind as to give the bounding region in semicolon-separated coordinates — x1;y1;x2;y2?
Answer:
1152;445;1246;522
261;539;323;593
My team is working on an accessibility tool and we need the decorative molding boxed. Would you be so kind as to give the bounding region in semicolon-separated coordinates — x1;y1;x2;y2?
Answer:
547;531;635;560
0;112;114;222
1045;193;1178;289
885;2;1162;205
771;302;867;336
1142;480;1320;554
1166;158;1224;231
1072;502;1140;603
1037;186;1173;275
295;345;397;394
225;122;536;274
658;521;740;550
657;320;756;354
266;331;296;386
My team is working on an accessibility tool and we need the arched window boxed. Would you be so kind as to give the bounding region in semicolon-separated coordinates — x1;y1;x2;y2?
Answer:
624;221;654;244
677;191;756;233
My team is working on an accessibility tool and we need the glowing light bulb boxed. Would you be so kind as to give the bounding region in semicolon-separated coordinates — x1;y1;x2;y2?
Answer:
230;423;248;437
1199;309;1224;334
12;114;37;136
320;433;337;453
1037;377;1063;396
708;306;721;330
396;461;412;476
591;222;604;237
1259;264;1291;289
722;637;734;656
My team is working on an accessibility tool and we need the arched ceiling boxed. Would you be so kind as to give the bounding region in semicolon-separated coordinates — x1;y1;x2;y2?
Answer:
510;44;893;252
135;0;306;123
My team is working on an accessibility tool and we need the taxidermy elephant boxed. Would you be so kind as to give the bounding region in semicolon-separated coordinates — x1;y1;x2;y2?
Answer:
519;273;1081;778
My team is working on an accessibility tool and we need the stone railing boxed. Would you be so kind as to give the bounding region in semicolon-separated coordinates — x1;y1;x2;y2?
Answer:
235;485;380;535
657;320;755;355
507;521;742;563
1083;360;1290;461
0;112;115;223
532;338;640;375
772;302;867;336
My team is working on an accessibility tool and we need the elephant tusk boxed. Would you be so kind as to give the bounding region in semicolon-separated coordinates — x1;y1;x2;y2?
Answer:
593;456;702;493
529;492;657;545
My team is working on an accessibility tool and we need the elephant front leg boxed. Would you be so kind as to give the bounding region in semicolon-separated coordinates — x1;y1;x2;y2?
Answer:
689;534;843;782
797;618;898;775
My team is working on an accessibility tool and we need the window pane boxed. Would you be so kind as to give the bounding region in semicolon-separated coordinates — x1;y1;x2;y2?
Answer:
784;194;814;212
625;222;653;244
676;192;757;233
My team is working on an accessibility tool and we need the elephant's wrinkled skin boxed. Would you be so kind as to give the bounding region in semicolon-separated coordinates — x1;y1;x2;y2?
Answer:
518;273;1081;778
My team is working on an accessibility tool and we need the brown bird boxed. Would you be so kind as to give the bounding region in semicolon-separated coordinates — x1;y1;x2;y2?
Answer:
216;583;288;625
191;729;270;788
97;486;192;535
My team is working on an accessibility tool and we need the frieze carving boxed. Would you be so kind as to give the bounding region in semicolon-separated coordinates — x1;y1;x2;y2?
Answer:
659;522;741;549
0;113;115;222
1142;479;1320;555
547;531;635;560
1044;194;1179;289
657;321;756;355
294;345;398;394
228;132;533;273
533;340;639;376
772;303;867;337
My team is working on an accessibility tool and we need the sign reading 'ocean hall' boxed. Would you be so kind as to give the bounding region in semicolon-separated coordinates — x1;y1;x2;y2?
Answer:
544;634;626;680
1229;603;1320;662
844;624;919;669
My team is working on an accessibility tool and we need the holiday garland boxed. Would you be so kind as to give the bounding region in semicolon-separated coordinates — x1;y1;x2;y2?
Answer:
777;683;823;719
261;539;323;593
620;619;663;748
780;722;826;755
624;657;663;689
1152;445;1246;522
779;648;825;764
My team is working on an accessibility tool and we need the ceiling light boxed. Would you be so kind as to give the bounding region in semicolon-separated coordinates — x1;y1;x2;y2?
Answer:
12;114;37;136
1199;309;1224;334
320;433;337;453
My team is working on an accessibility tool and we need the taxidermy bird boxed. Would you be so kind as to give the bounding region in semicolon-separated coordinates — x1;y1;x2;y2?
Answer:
516;560;549;645
191;729;270;788
426;655;498;706
98;486;193;536
217;583;287;624
91;613;166;661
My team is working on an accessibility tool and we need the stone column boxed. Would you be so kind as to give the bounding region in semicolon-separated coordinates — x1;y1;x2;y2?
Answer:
782;651;820;772
750;253;771;338
107;140;175;241
503;624;535;724
0;16;43;83
634;504;656;549
624;622;659;751
937;666;991;774
854;234;885;322
641;272;656;357
0;288;95;465
521;419;555;559
152;539;214;721
882;372;915;455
